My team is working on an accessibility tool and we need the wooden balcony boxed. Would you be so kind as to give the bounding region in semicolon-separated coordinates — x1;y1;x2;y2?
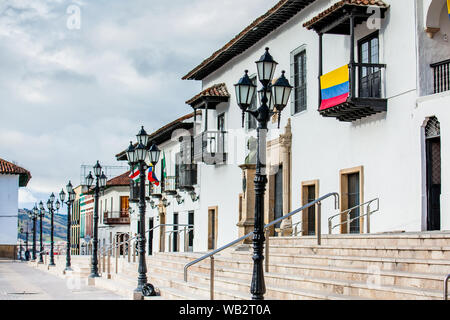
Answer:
431;59;450;94
103;211;130;225
319;63;387;122
193;131;227;165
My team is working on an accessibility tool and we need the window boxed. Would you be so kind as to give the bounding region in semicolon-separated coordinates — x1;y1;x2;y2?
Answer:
292;49;307;114
217;113;225;132
247;75;258;130
358;32;381;98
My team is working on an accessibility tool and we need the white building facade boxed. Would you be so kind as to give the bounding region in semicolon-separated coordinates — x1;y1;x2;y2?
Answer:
0;158;31;245
178;0;450;251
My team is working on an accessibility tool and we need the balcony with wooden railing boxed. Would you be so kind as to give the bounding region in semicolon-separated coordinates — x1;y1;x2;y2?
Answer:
431;59;450;94
193;131;227;165
103;211;130;225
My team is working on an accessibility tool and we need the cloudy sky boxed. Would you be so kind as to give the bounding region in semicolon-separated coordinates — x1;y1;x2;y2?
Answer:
0;0;276;210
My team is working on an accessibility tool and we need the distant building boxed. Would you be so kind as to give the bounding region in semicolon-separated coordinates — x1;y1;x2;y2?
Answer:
80;192;94;254
98;171;131;253
71;185;83;255
0;158;31;245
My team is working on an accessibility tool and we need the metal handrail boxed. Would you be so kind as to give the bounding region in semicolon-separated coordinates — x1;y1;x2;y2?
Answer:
279;220;303;236
445;274;450;300
328;198;379;234
184;192;339;288
100;223;194;255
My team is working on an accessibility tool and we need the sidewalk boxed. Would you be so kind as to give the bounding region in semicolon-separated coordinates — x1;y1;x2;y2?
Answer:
0;260;124;300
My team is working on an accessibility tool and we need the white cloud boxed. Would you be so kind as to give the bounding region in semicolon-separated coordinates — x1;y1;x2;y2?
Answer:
0;0;276;205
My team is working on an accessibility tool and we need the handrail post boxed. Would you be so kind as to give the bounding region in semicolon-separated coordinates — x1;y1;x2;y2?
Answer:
115;243;119;274
128;238;131;263
328;219;332;234
107;248;111;279
210;256;214;300
444;274;450;300
102;251;106;273
184;227;188;252
265;229;270;272
347;212;351;234
133;240;136;263
317;201;322;245
366;203;371;234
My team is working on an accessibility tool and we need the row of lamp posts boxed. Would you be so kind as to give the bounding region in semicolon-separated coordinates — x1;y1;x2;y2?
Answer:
21;47;290;300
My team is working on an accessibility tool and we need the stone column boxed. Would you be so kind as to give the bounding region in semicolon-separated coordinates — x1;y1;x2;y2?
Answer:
158;202;166;252
278;119;293;236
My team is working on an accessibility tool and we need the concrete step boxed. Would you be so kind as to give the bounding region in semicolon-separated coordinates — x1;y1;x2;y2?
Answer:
147;255;447;291
269;232;450;247
264;244;450;260
229;251;450;274
148;263;442;300
151;269;366;300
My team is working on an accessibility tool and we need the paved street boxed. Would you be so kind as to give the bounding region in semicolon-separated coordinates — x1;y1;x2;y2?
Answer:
0;260;124;300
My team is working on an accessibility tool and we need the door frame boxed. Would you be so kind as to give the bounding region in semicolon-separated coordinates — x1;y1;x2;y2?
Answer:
339;166;364;234
208;206;218;250
301;180;320;236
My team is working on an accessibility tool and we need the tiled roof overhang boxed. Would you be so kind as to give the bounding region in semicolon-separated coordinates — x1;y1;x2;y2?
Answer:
115;111;200;161
182;0;316;81
303;0;389;34
106;171;131;187
0;158;31;187
186;83;230;108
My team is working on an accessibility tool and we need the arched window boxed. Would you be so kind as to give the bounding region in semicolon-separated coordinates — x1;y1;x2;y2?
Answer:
425;116;441;139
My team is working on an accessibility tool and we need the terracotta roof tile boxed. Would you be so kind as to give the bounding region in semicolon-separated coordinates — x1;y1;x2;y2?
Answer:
0;158;31;187
106;171;131;187
185;83;230;105
303;0;389;30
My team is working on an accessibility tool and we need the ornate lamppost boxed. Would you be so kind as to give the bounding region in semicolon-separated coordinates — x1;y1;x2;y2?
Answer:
125;128;161;297
38;201;45;263
46;193;60;266
234;47;293;300
19;227;24;260
25;220;30;261
60;181;76;271
28;206;38;261
85;162;107;278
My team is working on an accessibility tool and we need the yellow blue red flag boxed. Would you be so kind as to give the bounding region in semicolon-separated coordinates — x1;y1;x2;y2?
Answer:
320;65;349;110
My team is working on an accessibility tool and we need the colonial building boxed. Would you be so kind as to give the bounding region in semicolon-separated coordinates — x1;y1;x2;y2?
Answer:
98;171;131;252
79;192;94;254
71;185;82;255
116;112;201;254
179;0;450;250
0;158;31;246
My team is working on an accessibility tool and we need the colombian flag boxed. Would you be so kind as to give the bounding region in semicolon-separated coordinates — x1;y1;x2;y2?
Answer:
447;0;450;19
147;164;159;186
320;65;349;110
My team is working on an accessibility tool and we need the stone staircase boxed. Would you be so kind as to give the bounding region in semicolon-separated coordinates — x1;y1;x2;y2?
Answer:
41;232;450;300
144;232;450;300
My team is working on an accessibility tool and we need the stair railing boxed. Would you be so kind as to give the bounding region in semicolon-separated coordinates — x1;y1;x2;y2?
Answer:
98;224;194;277
166;227;195;252
183;192;339;300
328;198;379;234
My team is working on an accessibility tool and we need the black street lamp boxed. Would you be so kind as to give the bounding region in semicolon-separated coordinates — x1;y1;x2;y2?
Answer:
19;227;24;260
25;220;30;261
85;162;107;278
28;206;38;261
38;201;45;263
125;128;161;297
46;193;60;266
60;181;76;272
234;47;292;300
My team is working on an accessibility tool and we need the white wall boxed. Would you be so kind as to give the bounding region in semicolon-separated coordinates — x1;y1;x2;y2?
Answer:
0;175;19;244
184;0;450;249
